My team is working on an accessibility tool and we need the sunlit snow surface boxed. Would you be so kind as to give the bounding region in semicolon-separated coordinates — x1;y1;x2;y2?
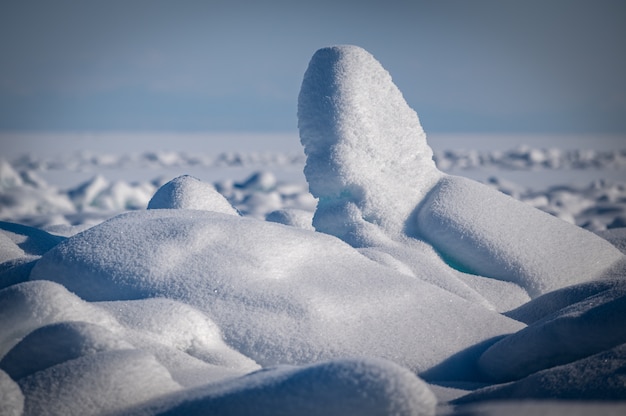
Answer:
1;45;626;415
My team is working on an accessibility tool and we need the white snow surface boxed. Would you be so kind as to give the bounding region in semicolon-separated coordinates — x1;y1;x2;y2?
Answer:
0;45;626;415
147;175;239;215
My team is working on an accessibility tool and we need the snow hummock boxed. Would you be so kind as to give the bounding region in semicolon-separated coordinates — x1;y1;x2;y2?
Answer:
147;174;239;215
417;175;624;297
0;45;626;415
137;358;438;416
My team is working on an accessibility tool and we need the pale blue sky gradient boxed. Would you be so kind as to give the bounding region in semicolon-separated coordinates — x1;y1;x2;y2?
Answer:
1;0;625;134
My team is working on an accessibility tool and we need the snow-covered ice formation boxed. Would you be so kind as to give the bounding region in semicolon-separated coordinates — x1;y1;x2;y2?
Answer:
298;45;442;242
298;45;623;297
1;45;626;415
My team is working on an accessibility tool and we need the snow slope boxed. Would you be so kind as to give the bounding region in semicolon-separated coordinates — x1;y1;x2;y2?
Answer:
1;45;626;415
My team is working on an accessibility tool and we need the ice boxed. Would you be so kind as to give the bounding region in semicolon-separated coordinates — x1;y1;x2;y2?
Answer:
68;175;155;212
0;160;24;189
2;150;625;232
235;171;277;192
67;175;109;211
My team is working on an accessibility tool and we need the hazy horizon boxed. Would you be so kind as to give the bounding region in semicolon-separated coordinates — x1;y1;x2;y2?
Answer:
1;0;625;134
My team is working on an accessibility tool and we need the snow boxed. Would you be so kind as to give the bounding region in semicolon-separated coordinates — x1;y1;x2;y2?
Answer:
457;342;626;402
417;175;624;297
0;45;626;415
1;321;134;380
147;175;239;215
298;45;441;241
137;358;438;416
0;369;24;416
29;209;524;374
19;349;182;416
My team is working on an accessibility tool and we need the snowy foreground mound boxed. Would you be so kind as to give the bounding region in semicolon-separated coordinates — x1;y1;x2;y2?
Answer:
2;45;626;415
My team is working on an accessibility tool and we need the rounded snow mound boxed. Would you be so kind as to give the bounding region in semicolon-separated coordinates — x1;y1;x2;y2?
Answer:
147;175;238;215
30;209;523;373
150;358;437;416
0;280;120;358
0;321;133;380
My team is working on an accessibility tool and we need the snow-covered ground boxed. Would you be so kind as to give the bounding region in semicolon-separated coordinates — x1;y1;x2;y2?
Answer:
1;45;626;415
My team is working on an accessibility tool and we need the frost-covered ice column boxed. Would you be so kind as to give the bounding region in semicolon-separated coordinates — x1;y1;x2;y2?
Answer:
298;45;442;246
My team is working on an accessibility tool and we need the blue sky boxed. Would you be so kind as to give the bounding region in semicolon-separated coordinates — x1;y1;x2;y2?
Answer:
1;0;625;134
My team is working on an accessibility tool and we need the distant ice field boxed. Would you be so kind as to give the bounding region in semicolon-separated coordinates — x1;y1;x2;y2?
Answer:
1;131;625;232
1;131;625;188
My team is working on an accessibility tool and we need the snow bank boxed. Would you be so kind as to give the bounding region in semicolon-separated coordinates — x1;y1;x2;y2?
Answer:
417;175;624;297
0;221;64;290
265;208;314;230
30;209;524;374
